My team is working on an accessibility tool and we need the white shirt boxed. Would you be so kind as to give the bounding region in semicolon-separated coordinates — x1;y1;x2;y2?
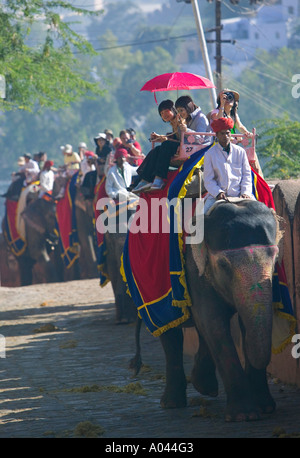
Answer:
204;142;253;198
39;169;55;193
20;159;40;183
80;158;96;183
105;162;138;199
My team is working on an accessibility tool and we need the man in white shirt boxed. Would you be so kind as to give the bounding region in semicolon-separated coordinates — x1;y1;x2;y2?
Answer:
80;151;96;183
39;160;55;197
203;117;254;214
20;153;40;184
105;148;138;201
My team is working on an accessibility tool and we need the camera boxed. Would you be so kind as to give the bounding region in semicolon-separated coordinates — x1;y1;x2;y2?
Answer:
126;139;134;144
224;92;234;102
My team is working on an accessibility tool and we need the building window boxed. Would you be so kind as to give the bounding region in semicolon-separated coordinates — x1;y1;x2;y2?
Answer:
236;28;249;39
275;31;280;39
255;32;259;39
288;6;294;14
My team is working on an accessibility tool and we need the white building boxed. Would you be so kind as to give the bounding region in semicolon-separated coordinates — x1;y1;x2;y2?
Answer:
212;0;299;64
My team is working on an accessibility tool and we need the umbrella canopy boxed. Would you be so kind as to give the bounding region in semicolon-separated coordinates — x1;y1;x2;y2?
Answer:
140;72;216;103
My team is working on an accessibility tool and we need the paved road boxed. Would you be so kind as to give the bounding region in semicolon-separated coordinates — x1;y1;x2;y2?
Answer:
0;279;300;441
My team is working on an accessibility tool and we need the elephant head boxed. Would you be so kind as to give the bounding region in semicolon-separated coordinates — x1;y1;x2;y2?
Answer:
191;200;279;369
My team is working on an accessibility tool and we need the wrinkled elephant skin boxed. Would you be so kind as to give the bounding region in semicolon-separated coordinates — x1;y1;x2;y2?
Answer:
160;200;279;422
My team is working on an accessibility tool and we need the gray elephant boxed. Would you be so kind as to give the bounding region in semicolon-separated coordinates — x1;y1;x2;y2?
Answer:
2;196;62;285
132;198;283;421
52;174;98;280
99;200;138;324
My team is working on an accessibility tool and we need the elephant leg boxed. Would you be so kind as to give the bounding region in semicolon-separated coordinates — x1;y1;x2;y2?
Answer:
18;256;35;286
191;282;261;422
159;327;187;409
190;331;218;397
239;318;276;414
120;293;137;324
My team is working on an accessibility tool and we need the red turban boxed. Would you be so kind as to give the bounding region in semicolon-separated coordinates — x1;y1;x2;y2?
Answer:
43;160;54;169
84;150;97;158
114;148;128;160
211;117;234;133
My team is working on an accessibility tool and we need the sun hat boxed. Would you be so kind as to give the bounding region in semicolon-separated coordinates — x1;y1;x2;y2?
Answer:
60;144;73;154
220;88;239;102
94;133;106;140
104;129;114;137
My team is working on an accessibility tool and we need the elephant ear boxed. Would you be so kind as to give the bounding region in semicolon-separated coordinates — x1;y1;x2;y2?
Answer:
21;200;47;234
189;239;207;277
272;209;285;265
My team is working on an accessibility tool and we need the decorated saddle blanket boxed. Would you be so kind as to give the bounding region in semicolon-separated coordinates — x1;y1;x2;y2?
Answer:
94;177;138;287
55;171;79;268
3;198;27;257
121;146;210;336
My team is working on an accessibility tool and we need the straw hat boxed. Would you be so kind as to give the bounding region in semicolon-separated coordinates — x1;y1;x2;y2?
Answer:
17;156;25;166
220;88;240;102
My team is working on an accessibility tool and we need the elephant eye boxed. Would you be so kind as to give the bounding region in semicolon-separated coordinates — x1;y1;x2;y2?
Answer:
217;257;233;279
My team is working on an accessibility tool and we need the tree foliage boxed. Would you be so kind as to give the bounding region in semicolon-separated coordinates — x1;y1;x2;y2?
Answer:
0;0;104;111
256;118;300;179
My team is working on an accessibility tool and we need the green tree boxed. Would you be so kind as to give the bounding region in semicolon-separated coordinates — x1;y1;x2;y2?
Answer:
0;0;104;112
257;118;300;179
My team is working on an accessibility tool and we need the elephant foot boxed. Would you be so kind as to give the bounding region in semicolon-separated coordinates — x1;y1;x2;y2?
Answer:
256;392;276;415
160;371;187;409
191;356;218;397
225;395;261;422
160;389;187;409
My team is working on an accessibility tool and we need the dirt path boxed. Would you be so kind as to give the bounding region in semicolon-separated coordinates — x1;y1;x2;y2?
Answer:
0;279;299;440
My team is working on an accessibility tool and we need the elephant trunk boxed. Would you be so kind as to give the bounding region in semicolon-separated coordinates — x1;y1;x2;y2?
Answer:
210;245;278;370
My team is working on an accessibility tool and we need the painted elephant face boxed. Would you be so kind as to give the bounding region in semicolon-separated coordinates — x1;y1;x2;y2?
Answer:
208;244;279;369
208;245;278;303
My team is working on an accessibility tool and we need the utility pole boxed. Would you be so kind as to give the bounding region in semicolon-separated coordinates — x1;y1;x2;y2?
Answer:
177;0;236;97
176;0;217;109
190;0;217;108
215;0;222;93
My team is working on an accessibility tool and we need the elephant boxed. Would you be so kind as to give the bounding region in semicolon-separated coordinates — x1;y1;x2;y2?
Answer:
104;224;137;324
52;174;98;280
131;198;282;422
2;195;62;285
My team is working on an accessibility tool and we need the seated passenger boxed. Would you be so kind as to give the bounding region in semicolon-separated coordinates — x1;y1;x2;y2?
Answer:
105;148;138;201
119;129;145;167
20;153;40;185
175;95;212;143
132;99;188;193
80;151;97;183
39;160;55;197
61;144;81;176
203;117;255;214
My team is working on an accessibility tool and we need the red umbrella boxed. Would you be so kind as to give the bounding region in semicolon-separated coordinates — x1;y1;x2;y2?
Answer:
140;72;216;103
